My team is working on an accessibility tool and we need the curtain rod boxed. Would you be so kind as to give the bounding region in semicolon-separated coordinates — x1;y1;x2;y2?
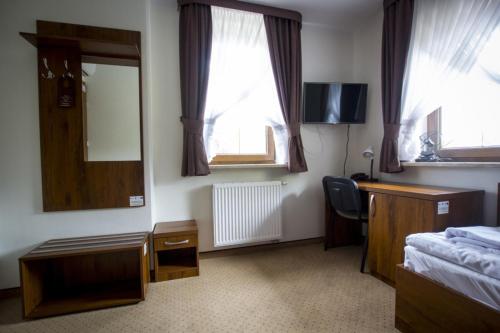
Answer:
178;0;302;22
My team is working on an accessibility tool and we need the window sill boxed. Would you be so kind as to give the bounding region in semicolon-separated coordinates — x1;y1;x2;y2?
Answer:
209;164;287;170
402;161;500;168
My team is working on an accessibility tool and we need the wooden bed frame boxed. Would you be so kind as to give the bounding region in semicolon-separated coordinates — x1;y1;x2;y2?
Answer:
395;183;500;332
395;265;500;332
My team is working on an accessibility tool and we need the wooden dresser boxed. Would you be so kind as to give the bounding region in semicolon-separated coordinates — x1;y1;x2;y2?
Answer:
153;220;199;281
19;232;150;319
357;181;484;285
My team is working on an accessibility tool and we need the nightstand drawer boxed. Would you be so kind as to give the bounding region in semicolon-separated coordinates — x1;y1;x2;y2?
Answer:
153;220;199;282
155;234;197;251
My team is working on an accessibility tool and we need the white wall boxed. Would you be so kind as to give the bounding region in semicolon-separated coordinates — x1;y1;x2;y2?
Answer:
349;10;500;226
348;10;384;180
0;0;153;289
150;0;355;252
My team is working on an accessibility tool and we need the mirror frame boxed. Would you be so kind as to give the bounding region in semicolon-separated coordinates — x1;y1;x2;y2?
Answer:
21;20;145;211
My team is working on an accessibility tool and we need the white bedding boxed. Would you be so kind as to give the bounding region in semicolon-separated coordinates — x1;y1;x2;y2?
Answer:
445;226;500;250
406;231;500;280
404;245;500;311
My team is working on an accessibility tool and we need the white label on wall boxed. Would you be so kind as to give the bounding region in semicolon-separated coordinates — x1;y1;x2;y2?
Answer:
129;195;144;207
143;243;147;256
437;201;449;215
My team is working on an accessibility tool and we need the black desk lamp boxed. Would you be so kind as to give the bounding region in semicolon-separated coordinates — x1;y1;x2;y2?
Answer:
362;146;376;182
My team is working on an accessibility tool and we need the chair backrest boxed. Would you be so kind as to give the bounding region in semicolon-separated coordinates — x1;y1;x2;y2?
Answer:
322;176;362;216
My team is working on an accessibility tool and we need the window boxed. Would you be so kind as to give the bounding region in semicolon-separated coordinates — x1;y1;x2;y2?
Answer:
399;0;500;163
203;6;287;165
209;126;275;165
427;27;500;161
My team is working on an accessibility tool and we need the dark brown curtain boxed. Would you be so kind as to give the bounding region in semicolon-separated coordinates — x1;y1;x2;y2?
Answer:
179;3;212;176
264;16;308;173
380;0;414;173
178;0;301;22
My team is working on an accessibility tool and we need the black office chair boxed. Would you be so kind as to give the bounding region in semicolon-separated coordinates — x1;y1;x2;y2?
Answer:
322;176;369;273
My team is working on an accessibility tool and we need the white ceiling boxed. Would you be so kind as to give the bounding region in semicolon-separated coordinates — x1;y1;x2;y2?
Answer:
249;0;383;30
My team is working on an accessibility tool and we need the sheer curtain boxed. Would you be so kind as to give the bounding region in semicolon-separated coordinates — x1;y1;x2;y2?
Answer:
480;27;500;83
399;0;500;161
203;6;287;163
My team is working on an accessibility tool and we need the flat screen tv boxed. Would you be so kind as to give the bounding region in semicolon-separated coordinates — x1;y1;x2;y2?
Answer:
303;83;367;124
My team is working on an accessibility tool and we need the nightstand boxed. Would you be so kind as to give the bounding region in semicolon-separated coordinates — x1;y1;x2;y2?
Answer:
153;220;199;281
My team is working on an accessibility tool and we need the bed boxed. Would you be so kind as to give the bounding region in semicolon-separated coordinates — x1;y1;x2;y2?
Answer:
395;186;500;332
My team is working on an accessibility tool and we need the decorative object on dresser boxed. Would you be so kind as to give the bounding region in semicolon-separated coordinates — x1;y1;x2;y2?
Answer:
415;132;439;162
358;181;484;285
153;220;199;281
19;232;150;319
20;20;145;211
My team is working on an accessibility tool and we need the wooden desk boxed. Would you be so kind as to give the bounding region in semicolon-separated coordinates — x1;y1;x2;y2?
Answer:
359;181;483;284
324;181;484;285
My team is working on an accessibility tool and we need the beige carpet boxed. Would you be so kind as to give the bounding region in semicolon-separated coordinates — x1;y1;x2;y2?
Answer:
0;244;397;333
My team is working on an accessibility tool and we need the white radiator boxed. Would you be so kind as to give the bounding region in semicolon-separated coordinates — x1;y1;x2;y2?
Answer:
213;181;282;247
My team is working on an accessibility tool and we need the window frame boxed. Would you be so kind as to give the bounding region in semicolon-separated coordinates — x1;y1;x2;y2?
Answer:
209;126;276;165
427;109;500;162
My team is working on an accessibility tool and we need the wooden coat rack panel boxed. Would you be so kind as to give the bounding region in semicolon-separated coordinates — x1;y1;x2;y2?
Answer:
21;21;144;211
21;20;141;59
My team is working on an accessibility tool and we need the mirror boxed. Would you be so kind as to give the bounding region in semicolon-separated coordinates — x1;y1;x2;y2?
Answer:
82;62;141;161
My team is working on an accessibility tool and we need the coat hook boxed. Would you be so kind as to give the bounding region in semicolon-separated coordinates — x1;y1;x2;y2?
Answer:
41;57;55;79
57;59;76;108
63;59;74;79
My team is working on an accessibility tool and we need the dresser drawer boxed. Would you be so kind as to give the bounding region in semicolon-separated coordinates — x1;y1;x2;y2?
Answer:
154;234;197;251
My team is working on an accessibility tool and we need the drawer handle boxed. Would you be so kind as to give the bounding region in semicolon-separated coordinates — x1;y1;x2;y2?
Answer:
370;194;376;218
164;240;189;246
